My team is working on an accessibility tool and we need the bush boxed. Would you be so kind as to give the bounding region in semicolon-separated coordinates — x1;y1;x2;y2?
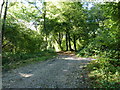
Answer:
2;50;57;70
86;58;120;88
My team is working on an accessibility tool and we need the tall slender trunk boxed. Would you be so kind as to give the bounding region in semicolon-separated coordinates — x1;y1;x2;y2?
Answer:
0;1;5;53
66;31;68;51
73;35;77;51
117;2;120;59
2;0;8;44
0;0;5;18
68;31;72;51
58;32;63;50
43;2;47;50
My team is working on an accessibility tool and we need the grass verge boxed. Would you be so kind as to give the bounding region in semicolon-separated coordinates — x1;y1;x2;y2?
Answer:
2;50;57;71
86;58;120;88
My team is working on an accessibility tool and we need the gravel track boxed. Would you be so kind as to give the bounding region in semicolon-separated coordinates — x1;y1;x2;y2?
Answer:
2;54;93;88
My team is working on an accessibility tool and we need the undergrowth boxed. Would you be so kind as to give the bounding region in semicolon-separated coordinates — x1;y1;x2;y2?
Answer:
77;45;120;88
2;50;57;71
86;58;120;88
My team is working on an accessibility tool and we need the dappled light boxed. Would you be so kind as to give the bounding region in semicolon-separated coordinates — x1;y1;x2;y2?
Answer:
2;0;120;88
19;73;33;78
63;57;96;61
63;69;68;72
64;57;76;60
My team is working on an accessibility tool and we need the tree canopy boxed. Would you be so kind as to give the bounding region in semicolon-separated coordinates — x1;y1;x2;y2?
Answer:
1;1;120;88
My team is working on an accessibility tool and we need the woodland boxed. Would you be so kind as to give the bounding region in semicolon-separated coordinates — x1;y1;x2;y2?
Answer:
1;0;120;88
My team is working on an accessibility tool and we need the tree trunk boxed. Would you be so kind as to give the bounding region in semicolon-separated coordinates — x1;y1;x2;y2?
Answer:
66;31;68;51
117;2;120;59
73;35;77;51
68;31;72;51
0;0;5;18
58;32;63;50
2;0;8;44
43;2;47;50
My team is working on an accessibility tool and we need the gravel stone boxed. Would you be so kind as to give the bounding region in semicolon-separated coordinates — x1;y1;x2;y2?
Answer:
2;55;92;88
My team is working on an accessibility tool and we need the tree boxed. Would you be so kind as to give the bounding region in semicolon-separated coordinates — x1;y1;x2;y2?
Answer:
2;0;8;44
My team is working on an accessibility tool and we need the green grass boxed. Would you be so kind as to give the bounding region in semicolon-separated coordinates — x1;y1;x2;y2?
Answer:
2;50;57;71
86;58;120;88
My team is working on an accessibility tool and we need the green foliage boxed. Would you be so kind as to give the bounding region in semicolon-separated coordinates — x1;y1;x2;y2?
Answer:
77;2;119;59
1;1;120;88
2;2;45;53
3;24;44;53
76;2;120;88
2;50;57;70
86;58;120;88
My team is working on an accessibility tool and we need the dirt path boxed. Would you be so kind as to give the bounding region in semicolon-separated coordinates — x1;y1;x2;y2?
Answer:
2;53;94;88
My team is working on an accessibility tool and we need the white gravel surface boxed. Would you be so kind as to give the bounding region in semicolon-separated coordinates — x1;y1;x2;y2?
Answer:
2;54;93;88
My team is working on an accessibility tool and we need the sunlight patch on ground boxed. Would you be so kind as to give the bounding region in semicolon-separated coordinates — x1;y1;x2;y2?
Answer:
63;57;96;61
19;73;33;78
49;64;53;66
91;59;96;60
63;57;87;60
63;69;68;72
64;57;75;60
79;65;84;68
